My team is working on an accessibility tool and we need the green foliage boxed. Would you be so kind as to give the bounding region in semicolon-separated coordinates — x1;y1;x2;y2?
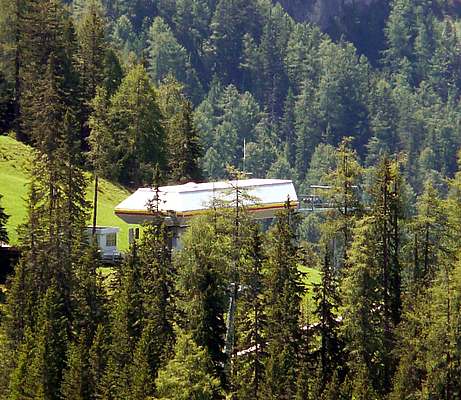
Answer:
262;204;306;398
157;77;203;183
148;17;203;103
210;0;262;84
175;214;231;382
0;135;131;248
4;0;461;398
233;224;267;399
311;249;344;394
108;64;166;186
341;156;407;396
155;330;222;400
75;0;107;106
197;84;260;178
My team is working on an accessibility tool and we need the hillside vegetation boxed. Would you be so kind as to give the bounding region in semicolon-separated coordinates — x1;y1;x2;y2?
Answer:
3;0;461;398
0;135;132;249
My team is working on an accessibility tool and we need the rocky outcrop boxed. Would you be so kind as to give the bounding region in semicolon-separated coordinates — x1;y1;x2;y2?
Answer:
275;0;382;29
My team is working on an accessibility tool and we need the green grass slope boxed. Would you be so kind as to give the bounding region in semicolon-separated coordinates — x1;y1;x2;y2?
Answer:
0;135;132;250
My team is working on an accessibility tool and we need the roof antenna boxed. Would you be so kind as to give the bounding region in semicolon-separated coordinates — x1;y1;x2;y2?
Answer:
243;137;246;173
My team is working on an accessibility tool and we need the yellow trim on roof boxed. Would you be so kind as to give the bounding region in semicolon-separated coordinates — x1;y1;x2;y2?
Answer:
114;201;299;217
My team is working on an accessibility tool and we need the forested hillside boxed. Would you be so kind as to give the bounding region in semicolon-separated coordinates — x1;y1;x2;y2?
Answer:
2;0;461;399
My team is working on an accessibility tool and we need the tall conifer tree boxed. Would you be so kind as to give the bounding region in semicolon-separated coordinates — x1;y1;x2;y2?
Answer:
262;202;305;399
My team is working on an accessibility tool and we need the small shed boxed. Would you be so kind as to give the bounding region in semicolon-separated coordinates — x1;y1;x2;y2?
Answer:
85;226;121;262
114;179;299;226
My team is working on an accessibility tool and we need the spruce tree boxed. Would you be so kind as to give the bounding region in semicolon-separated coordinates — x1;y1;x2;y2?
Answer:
19;0;79;142
75;0;106;105
102;215;175;397
101;244;142;399
311;247;344;395
74;0;107;147
0;0;24;135
60;339;86;400
88;85;113;233
262;202;306;399
136;219;176;375
410;178;446;284
233;223;267;400
175;213;232;384
72;243;107;342
341;156;406;396
6;71;88;346
157;77;203;183
25;282;69;400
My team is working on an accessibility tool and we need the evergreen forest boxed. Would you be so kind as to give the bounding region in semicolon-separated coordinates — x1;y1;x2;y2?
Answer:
2;0;461;398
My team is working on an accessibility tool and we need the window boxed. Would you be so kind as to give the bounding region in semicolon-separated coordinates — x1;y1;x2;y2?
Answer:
106;233;117;247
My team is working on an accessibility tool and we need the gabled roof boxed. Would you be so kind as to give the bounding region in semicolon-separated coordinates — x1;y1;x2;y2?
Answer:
114;179;298;225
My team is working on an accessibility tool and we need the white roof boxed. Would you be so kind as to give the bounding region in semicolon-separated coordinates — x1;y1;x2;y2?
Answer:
115;179;298;222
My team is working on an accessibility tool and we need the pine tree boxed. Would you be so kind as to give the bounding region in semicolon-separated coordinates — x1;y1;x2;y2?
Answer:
410;178;446;284
102;215;175;397
254;4;291;120
101;245;142;399
262;202;305;399
19;0;79;142
0;0;24;135
137;219;176;374
102;48;123;96
8;328;36;399
280;88;296;166
340;216;385;395
88;324;108;399
60;339;86;400
367;78;399;164
72;243;107;342
5;57;89;346
210;0;262;85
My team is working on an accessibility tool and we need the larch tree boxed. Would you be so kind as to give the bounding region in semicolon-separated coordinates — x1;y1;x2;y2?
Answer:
323;137;363;267
109;64;166;186
155;330;223;400
147;16;203;103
